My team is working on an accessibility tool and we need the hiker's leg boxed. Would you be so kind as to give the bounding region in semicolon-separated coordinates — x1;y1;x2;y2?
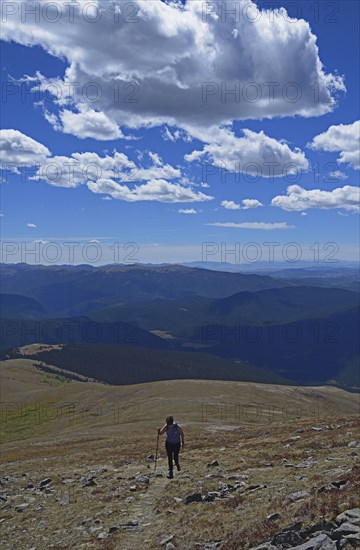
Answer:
174;443;181;467
165;442;173;472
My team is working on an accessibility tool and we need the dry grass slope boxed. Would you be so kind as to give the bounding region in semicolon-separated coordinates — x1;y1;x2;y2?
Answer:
0;357;359;549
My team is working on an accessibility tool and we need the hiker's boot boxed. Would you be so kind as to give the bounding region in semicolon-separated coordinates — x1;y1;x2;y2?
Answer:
167;470;173;479
176;463;181;471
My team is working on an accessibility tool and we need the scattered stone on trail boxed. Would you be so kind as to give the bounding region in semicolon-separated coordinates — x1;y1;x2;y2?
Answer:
226;474;248;481
245;484;267;492
109;525;119;533
83;479;97;487
160;534;174;545
38;520;47;529
207;461;219;467
203;491;221;502
296;458;317;468
39;478;52;488
285;490;310;502
184;493;203;504
125;496;134;504
267;513;281;521
15;503;30;512
249;544;276;550
183;478;247;505
135;475;150;484
129;485;137;492
166;543;176;550
348;441;360;447
202;542;224;550
318;479;349;493
119;519;142;531
97;531;108;540
89;525;101;534
60;495;70;506
331;479;349;489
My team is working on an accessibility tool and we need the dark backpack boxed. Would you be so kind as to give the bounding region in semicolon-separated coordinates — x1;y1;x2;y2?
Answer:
166;423;181;444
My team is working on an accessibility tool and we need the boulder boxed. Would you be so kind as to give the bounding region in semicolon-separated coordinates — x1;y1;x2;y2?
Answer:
272;530;303;546
184;493;203;504
291;533;337;549
336;509;360;527
333;522;360;539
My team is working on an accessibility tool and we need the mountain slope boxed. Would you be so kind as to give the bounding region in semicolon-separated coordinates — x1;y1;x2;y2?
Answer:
0;316;171;351
0;293;48;319
90;286;358;334
193;307;360;388
2;343;288;385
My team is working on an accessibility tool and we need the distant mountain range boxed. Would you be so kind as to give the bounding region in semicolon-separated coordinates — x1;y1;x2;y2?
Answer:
0;263;293;315
0;262;358;390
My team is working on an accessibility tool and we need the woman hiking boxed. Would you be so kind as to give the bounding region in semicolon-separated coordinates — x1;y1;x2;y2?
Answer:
157;416;185;479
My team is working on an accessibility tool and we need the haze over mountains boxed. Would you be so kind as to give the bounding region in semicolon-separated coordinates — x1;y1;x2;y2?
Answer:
0;262;359;390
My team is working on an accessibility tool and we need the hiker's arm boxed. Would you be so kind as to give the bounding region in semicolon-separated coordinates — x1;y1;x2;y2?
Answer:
179;427;185;447
158;424;167;436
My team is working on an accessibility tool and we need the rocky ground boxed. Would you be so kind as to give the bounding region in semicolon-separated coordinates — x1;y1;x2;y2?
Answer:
1;415;359;549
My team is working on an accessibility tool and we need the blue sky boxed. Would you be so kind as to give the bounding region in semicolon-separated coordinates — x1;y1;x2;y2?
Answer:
0;0;359;265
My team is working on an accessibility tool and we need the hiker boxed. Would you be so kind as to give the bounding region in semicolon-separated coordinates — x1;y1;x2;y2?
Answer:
157;416;185;479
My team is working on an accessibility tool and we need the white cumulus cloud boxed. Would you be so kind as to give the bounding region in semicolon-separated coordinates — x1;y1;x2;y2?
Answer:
87;178;213;203
59;108;124;141
0;129;212;203
186;128;309;177
0;129;51;170
242;199;263;209
328;170;348;181
271;185;360;212
221;198;263;209
221;200;241;210
309;121;360;170
1;0;345;137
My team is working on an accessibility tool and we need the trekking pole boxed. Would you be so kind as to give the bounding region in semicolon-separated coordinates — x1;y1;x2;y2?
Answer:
154;430;160;473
